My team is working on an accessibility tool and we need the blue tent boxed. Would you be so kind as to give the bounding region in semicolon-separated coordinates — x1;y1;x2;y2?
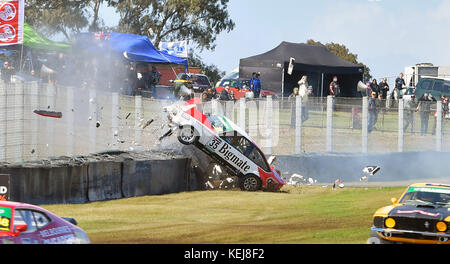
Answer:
74;32;188;69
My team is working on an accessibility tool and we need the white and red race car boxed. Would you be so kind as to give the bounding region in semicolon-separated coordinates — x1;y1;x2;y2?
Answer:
162;98;286;191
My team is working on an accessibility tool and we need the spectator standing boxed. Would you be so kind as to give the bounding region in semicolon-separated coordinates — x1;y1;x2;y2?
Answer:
329;76;340;97
298;76;311;123
370;79;380;97
250;72;256;92
1;61;14;85
252;72;262;98
368;92;377;133
403;95;417;132
379;78;390;99
147;66;161;98
417;93;436;135
394;73;406;100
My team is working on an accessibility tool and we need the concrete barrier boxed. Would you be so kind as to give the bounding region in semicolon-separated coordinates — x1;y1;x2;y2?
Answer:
87;161;122;202
0;151;195;204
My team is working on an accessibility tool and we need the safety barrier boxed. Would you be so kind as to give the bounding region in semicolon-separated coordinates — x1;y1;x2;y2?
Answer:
0;152;194;205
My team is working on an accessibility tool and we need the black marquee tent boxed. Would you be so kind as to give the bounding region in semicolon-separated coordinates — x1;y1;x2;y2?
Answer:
239;42;364;97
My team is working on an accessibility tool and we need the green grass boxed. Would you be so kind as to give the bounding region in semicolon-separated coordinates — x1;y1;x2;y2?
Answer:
42;186;404;244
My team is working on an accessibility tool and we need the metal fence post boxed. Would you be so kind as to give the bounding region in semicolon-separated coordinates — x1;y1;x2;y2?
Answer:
16;83;25;163
29;82;39;160
398;99;404;152
326;95;333;152
112;92;119;148
436;100;442;152
89;89;96;154
266;96;273;155
66;87;74;156
295;96;302;154
0;84;5;161
46;84;55;157
362;96;368;153
239;98;246;131
134;95;143;150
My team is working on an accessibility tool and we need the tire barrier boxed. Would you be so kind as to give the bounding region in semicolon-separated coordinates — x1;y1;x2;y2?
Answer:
275;151;450;184
0;151;195;205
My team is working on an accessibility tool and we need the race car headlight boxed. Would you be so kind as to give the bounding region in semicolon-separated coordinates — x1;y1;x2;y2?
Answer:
385;218;396;228
436;221;447;232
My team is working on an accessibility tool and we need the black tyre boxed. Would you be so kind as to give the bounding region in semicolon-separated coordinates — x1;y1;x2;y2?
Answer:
177;126;199;145
239;174;262;191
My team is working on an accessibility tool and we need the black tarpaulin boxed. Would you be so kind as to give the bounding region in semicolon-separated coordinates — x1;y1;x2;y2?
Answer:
239;42;364;97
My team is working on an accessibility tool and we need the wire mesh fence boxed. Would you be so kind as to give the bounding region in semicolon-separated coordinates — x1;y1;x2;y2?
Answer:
1;81;450;163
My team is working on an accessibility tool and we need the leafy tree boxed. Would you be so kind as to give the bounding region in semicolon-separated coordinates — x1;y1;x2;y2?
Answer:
109;0;235;51
25;0;90;41
307;39;372;82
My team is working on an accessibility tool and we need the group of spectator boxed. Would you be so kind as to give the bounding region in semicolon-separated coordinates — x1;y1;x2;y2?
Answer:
0;52;162;98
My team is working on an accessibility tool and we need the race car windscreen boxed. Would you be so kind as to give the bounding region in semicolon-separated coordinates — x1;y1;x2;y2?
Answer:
399;186;450;206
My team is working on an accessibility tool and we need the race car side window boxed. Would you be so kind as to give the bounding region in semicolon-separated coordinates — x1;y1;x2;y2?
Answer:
13;209;38;233
247;148;270;172
32;211;51;229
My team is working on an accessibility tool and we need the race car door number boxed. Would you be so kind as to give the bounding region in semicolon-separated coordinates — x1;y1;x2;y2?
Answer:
208;136;222;150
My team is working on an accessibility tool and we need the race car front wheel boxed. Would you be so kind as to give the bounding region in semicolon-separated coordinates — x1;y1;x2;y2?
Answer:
239;174;262;191
177;126;199;145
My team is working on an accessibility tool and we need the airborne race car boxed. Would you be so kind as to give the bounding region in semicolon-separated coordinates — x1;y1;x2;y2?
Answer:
368;183;450;244
163;99;285;191
0;201;90;244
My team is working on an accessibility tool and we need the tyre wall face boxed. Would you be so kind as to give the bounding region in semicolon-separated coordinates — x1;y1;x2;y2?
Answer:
0;156;194;204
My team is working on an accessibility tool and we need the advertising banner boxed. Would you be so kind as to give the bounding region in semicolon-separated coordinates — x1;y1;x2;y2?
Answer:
159;40;188;58
0;0;24;46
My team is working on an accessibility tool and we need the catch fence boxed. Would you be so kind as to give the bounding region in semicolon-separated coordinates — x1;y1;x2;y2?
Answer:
1;81;450;163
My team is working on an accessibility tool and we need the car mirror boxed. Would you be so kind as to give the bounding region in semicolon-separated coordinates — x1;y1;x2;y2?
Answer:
391;198;398;205
15;224;28;234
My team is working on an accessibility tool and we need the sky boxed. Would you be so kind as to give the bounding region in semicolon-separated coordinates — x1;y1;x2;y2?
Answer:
101;0;450;81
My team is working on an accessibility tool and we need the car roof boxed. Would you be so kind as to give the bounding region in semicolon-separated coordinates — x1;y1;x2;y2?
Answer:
0;201;42;210
420;76;450;82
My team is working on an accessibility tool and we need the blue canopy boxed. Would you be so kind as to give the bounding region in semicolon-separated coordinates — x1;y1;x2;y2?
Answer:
74;32;188;68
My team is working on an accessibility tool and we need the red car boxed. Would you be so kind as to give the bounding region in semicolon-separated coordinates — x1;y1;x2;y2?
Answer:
0;201;90;244
216;78;276;100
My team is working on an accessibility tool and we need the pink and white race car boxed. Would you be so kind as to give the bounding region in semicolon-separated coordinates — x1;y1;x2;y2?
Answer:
163;99;285;191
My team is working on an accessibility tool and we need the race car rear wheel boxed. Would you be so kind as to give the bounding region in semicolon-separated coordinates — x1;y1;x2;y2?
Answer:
239;174;262;191
177;126;199;145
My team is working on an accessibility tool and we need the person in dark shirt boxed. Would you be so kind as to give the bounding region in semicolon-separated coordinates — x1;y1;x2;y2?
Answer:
379;78;390;99
220;86;233;101
368;92;378;133
370;79;379;97
394;73;405;100
329;76;340;97
1;61;14;84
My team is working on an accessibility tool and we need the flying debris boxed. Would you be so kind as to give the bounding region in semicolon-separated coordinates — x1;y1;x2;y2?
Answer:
363;166;380;175
141;119;154;129
33;110;63;119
